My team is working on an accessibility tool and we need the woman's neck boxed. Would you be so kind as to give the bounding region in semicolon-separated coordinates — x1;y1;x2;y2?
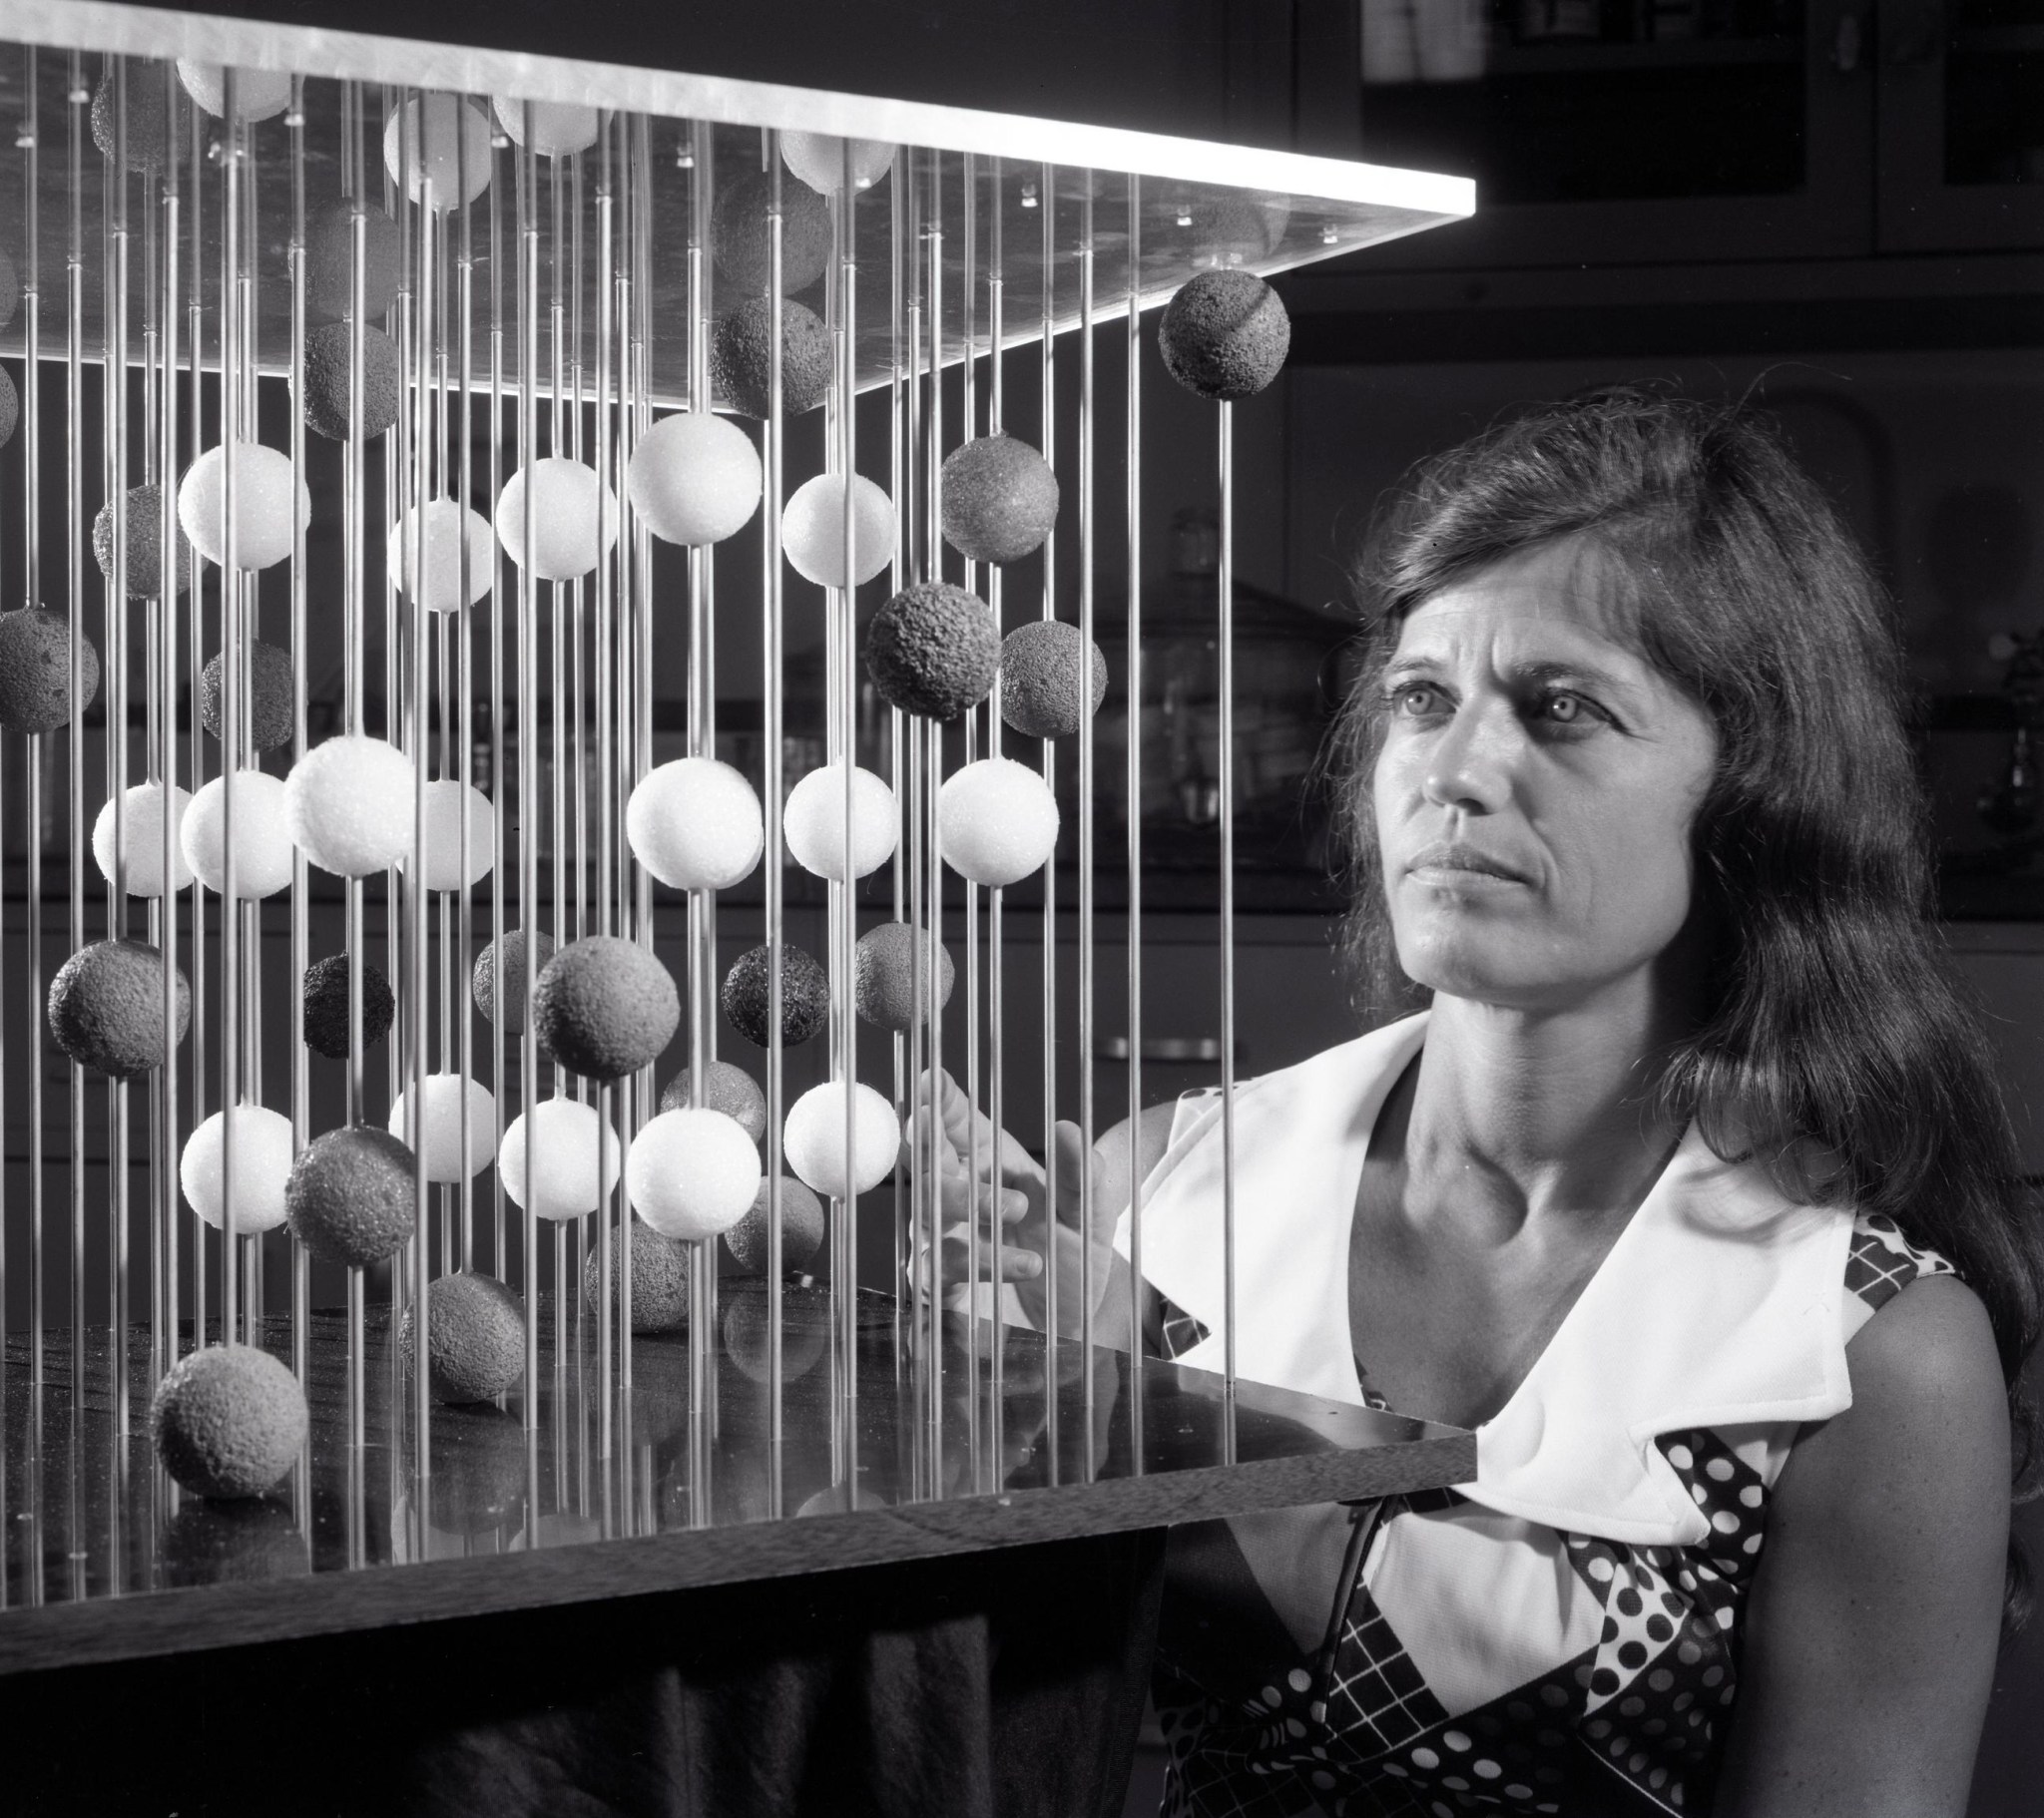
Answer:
1403;980;1696;1236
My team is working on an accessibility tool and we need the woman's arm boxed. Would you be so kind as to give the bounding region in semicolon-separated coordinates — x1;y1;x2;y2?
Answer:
1713;1274;2010;1818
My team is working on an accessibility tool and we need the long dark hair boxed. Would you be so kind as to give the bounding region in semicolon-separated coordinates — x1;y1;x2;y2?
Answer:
1326;386;2044;1632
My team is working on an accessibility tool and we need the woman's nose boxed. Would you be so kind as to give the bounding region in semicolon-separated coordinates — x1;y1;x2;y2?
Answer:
1421;701;1513;813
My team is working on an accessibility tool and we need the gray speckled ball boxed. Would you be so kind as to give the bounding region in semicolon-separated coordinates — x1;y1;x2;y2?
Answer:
1158;269;1290;402
472;929;556;1038
940;435;1060;565
865;583;999;722
284;1125;417;1268
93;482;194;598
301;954;395;1060
199;638;295;751
660;1060;767;1142
92;65;172;173
999;620;1108;740
304;199;404;327
301;320;402;441
712;297;832;420
723;1175;826;1276
853;922;955;1033
150;1343;306;1501
582;1216;692;1334
47;939;191;1078
0;367;21;452
398;1271;526;1404
0;608;101;734
712;170;831;296
722;943;829;1048
532;935;681;1083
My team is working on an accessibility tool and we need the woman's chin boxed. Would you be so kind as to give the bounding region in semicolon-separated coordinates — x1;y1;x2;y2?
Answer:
1394;929;1559;1009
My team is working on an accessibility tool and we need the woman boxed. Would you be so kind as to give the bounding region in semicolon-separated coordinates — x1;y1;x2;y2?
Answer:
925;388;2044;1816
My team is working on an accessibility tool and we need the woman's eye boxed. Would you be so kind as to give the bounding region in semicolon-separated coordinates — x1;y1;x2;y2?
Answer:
1537;690;1599;727
1386;682;1445;717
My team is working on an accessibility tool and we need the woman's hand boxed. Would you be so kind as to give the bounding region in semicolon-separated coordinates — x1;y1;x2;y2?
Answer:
903;1067;1127;1342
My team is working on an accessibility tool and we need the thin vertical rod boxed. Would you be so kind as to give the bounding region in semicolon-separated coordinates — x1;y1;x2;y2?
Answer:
1076;175;1096;1459
1218;399;1237;1447
288;76;311;1389
763;133;788;1508
1036;162;1059;1472
1124;174;1144;1458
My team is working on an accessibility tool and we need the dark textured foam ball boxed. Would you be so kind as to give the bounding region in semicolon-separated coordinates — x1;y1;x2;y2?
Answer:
48;939;191;1078
92;65;172;172
722;943;829;1048
660;1060;768;1142
301;320;402;441
583;1217;692;1334
1158;269;1291;402
940;435;1060;565
472;929;556;1037
284;1125;417;1268
532;935;681;1082
999;620;1108;739
150;1343;306;1501
712;170;831;296
199;638;295;751
398;1272;527;1404
0;608;101;733
94;481;194;598
0;367;19;452
304;199;405;326
301;953;395;1059
711;297;832;420
723;1175;826;1276
865;582;999;722
853;922;955;1033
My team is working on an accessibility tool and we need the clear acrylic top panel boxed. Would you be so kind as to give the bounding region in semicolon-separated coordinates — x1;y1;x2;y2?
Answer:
0;0;1472;406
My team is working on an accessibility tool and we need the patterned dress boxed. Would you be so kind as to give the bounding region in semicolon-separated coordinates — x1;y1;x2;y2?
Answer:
1111;1014;1955;1818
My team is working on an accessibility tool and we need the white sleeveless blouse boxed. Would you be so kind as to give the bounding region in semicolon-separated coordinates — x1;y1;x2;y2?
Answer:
1115;1011;1952;1817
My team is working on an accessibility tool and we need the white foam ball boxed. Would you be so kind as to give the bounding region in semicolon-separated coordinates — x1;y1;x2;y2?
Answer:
780;133;895;194
495;458;619;582
176;62;293;122
626;757;763;892
180;1105;294;1235
938;757;1060;886
781;473;894;589
388;499;493;613
490;95;601;157
177;444;311;572
383;95;493;211
284;736;415;877
387;1075;497;1183
626;1108;763;1241
626;413;762;547
498;1098;622;1221
410;779;496;892
783;1081;899;1200
181;772;294;899
783;763;896;882
93;781;195;897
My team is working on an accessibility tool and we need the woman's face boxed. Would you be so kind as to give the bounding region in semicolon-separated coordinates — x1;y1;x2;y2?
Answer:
1370;538;1719;1015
